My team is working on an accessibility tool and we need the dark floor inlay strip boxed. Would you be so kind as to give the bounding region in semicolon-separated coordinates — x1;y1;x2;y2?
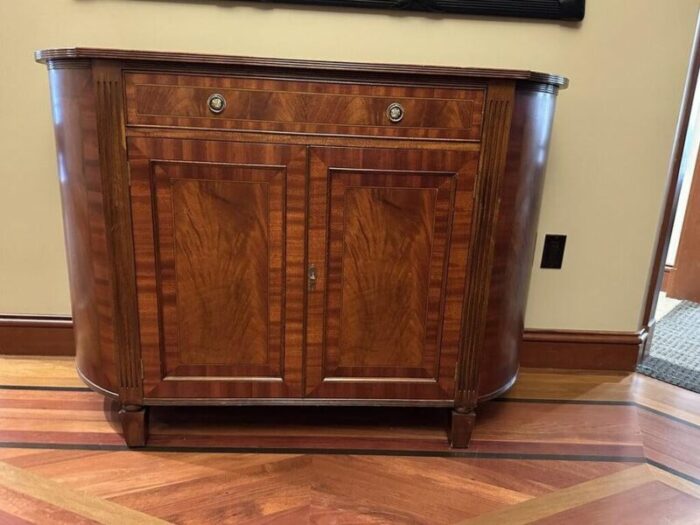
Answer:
646;459;700;486
0;441;648;462
637;404;700;431
498;397;700;430
0;442;128;451
0;385;91;392
495;398;634;406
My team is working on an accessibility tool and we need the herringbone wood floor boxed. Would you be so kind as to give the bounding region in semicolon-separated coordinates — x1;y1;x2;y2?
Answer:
0;356;698;524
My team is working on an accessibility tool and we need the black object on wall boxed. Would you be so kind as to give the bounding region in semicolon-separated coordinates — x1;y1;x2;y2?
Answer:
255;0;585;21
541;234;567;269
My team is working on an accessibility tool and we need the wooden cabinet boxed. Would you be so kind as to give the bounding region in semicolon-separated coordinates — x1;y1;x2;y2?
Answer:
37;48;566;448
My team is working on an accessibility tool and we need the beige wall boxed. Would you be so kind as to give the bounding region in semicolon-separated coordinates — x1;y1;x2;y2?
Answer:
0;0;697;331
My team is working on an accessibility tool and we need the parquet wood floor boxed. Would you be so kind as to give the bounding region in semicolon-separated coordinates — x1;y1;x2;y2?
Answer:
0;355;698;524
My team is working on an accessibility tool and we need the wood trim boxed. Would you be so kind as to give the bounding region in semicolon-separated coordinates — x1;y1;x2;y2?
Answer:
455;81;515;411
641;13;700;358
665;144;700;301
521;328;647;371
0;319;645;372
34;48;568;88
0;316;74;356
662;265;675;292
92;61;143;406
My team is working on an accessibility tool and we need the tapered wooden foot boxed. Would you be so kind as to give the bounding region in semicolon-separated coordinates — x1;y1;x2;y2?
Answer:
449;409;476;448
119;406;148;447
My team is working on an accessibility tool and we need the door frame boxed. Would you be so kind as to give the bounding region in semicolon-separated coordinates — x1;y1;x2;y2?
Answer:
640;12;700;360
665;138;700;301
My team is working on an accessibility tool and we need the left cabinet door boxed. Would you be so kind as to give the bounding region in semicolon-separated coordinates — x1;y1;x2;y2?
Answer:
127;138;307;399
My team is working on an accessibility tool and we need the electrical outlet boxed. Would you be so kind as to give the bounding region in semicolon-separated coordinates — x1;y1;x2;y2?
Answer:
541;234;567;269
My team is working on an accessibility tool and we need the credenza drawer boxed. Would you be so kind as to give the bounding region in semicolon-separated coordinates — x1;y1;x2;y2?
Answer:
124;72;485;141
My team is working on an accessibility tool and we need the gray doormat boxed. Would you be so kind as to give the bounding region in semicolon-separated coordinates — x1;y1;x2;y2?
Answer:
637;300;700;393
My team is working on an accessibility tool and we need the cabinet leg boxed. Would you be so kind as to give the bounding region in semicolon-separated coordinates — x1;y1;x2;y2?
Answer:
449;409;475;448
119;405;148;447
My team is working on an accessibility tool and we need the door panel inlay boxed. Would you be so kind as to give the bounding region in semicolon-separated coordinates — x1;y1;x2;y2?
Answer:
152;161;284;379
171;178;270;366
337;185;437;369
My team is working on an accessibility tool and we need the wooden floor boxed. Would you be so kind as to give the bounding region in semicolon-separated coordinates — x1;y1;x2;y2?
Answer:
0;356;699;524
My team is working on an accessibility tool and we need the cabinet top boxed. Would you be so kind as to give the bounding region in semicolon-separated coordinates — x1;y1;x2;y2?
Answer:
35;47;568;89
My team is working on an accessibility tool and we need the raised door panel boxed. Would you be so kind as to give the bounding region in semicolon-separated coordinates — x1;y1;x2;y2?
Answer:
306;147;480;400
127;138;306;399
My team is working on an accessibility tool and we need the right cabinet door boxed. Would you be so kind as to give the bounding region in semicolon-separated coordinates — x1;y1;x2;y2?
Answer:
305;146;480;400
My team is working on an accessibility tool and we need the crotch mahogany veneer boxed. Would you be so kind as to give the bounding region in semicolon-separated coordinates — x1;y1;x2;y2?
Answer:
36;48;567;447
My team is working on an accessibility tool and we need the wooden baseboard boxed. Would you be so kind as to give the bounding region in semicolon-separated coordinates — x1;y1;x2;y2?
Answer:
521;329;646;371
0;316;645;371
0;316;75;356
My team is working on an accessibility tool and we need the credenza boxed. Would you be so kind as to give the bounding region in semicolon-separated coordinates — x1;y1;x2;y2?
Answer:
36;48;567;447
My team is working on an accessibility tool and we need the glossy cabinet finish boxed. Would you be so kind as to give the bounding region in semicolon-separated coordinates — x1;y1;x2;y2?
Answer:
305;146;479;400
128;138;307;399
124;72;486;141
37;48;566;448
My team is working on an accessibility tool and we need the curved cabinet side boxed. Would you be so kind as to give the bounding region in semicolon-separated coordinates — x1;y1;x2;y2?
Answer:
477;86;557;399
48;64;118;397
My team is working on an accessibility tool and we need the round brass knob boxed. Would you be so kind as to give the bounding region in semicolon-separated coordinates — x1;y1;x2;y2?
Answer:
207;93;226;114
386;102;405;123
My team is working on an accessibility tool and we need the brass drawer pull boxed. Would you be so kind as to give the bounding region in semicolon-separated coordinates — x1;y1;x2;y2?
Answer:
207;93;227;114
386;102;405;123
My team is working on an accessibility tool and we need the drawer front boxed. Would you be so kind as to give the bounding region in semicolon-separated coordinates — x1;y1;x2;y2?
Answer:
124;72;485;141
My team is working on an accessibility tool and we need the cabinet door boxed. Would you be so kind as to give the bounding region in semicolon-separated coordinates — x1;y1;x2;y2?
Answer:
306;147;479;400
128;138;306;399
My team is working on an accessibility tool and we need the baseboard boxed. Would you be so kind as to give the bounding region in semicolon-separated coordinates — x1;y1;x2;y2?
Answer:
521;328;647;371
0;316;645;371
0;315;75;356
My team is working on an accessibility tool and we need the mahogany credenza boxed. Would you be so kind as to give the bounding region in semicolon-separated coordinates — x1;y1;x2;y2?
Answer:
36;48;567;447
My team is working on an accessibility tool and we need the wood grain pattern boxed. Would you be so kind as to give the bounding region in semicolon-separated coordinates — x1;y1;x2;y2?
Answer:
92;61;142;407
1;319;643;373
125;72;485;141
478;86;557;396
0;361;674;456
336;185;437;369
459;466;677;525
521;329;644;371
171;177;271;366
0;461;168;524
46;65;119;394
35;47;569;88
156;164;279;369
528;480;700;525
453;82;515;445
0;317;74;357
128;138;306;400
305;146;479;400
2;361;700;524
0;356;84;388
39;50;564;449
118;406;148;448
639;409;700;481
126;126;483;152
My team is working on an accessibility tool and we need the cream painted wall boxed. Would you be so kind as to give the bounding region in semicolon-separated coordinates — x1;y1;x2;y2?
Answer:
0;0;697;330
